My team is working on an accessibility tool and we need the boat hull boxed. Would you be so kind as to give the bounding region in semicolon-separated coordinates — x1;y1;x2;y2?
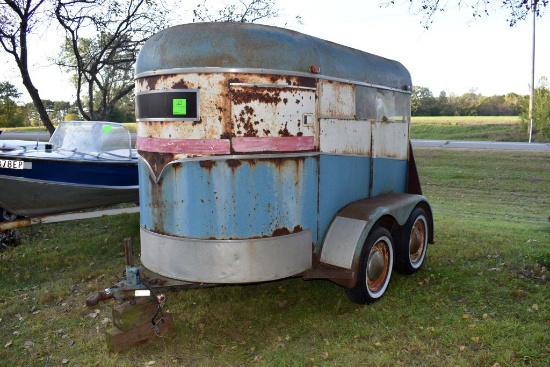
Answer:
0;174;138;217
0;155;138;217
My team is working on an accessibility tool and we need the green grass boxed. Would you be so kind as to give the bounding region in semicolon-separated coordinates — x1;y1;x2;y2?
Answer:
412;116;521;125
1;149;549;366
410;116;531;142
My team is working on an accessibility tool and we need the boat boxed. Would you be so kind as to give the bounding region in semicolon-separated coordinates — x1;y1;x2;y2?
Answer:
0;121;139;218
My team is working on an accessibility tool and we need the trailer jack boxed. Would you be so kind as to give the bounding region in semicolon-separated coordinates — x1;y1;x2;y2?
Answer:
86;237;176;353
86;237;168;307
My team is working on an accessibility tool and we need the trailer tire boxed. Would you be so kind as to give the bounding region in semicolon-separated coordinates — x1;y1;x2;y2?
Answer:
395;207;429;275
0;208;17;222
345;226;394;305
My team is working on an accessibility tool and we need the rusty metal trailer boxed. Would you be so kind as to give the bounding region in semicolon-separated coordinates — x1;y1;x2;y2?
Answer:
92;22;434;310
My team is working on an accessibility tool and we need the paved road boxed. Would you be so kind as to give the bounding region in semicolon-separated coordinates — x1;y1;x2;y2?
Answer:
1;132;549;152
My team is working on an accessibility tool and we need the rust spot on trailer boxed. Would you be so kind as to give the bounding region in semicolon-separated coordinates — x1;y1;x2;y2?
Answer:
243;122;256;136
226;159;242;172
228;78;241;84
294;76;316;89
243;105;255;115
172;79;189;89
143;75;162;90
278;122;292;137
272;227;291;237
140;151;176;178
199;160;216;173
229;87;282;105
271;224;304;237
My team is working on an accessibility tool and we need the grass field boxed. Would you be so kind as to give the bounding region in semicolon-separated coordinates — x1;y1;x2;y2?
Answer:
410;116;534;142
1;148;549;366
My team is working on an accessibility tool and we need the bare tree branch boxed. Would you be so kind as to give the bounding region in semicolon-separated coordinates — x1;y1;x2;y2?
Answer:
193;0;279;23
55;0;169;121
0;0;56;134
382;0;548;28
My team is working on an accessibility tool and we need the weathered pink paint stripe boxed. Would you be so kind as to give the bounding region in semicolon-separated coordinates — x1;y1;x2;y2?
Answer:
232;136;314;152
136;137;231;154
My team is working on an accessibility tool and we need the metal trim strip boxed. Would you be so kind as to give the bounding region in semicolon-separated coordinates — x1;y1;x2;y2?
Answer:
136;137;231;154
140;226;313;283
229;82;316;91
232;136;315;152
135;67;411;94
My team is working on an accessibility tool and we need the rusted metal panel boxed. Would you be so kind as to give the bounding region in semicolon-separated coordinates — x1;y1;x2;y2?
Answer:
319;119;372;155
135;73;317;159
135;73;229;144
229;83;315;152
319;81;355;118
371;121;409;159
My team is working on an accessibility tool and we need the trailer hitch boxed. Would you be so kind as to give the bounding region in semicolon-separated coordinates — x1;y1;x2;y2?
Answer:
85;237;166;307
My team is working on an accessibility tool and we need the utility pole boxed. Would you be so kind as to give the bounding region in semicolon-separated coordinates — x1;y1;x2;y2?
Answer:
528;0;537;143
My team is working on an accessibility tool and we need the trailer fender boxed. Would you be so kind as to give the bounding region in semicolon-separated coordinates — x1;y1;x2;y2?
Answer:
319;192;432;288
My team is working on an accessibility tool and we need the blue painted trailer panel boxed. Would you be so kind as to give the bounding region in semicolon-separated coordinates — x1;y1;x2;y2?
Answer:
370;158;408;197
139;156;318;240
318;154;371;245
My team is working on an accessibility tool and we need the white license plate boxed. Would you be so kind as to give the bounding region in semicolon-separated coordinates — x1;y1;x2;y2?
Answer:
0;159;25;169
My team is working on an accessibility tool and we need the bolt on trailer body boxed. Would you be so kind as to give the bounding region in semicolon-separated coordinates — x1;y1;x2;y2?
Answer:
131;22;434;305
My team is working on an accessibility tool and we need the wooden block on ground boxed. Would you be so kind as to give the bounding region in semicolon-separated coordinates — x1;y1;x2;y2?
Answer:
106;312;174;353
112;298;159;331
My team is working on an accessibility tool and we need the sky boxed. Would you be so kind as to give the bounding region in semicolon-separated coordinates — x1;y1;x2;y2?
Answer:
1;0;548;103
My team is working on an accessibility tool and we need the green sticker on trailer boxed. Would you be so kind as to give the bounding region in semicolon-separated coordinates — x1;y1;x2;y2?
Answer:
173;98;187;115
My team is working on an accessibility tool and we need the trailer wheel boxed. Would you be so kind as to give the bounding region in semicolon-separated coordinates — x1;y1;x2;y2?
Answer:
345;226;394;304
395;207;429;275
0;208;17;222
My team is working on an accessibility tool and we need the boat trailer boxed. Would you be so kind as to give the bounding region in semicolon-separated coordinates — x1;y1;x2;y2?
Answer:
0;206;140;250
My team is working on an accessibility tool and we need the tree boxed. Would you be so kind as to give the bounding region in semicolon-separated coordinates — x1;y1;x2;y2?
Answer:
54;0;170;122
521;77;550;139
383;0;548;28
192;0;280;23
0;0;56;134
411;86;440;115
0;81;24;127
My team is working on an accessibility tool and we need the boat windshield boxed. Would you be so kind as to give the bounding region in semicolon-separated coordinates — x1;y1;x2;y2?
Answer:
49;121;133;158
